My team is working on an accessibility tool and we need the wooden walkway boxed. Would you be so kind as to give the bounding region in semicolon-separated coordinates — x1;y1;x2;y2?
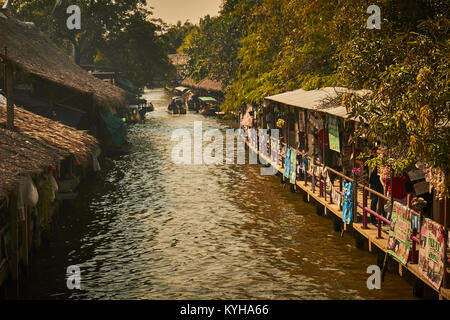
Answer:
246;139;449;299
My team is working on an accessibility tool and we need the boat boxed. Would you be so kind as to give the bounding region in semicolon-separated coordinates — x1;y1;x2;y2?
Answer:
198;97;219;116
168;96;186;114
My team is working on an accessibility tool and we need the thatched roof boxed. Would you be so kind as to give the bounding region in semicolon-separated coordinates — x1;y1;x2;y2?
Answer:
0;126;59;199
0;9;128;112
181;77;223;92
0;105;98;164
0;104;98;198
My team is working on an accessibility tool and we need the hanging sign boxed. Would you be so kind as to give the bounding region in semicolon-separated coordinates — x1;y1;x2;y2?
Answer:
386;202;412;265
418;218;446;290
327;115;340;153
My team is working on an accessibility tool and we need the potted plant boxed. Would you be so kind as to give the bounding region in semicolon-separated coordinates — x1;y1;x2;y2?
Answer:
276;118;286;128
411;197;427;213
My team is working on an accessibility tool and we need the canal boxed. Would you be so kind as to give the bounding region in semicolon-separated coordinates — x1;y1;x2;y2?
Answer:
19;88;416;299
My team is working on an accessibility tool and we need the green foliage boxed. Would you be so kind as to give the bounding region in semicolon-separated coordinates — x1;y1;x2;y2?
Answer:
222;0;339;112
160;20;196;54
340;1;450;174
181;0;449;176
179;0;262;87
15;0;174;87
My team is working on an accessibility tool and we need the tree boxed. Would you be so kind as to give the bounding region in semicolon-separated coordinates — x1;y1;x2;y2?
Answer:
222;0;338;112
179;0;262;87
14;0;174;87
96;8;175;87
160;20;195;54
335;0;449;197
15;0;149;64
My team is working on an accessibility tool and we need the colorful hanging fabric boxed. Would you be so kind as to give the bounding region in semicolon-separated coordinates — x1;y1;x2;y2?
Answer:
332;187;340;205
290;148;297;184
296;153;302;181
411;212;421;231
284;147;291;179
303;156;308;173
270;137;279;165
342;180;354;224
326;175;332;193
259;130;267;157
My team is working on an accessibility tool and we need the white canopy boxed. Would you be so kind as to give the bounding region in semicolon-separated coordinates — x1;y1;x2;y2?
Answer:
265;87;371;120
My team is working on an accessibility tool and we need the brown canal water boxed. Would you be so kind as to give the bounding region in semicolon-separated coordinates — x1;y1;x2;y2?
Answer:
19;88;416;300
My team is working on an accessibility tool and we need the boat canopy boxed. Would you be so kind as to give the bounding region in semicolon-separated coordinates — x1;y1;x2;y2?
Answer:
198;97;217;102
175;86;190;93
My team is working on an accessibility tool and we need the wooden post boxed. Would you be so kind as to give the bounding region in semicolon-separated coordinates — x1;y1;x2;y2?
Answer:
377;216;383;239
378;197;384;239
352;178;358;224
322;116;326;166
9;195;19;297
284;107;288;147
406;194;416;263
390;168;394;209
5;47;14;129
305;110;309;154
319;171;323;197
351;122;356;169
444;196;448;289
329;182;333;205
363;187;368;229
23;207;29;269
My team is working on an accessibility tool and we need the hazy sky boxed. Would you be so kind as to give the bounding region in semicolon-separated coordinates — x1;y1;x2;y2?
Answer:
147;0;222;25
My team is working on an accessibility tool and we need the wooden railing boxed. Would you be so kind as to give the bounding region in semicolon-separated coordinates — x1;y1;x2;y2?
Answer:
243;130;448;291
269;137;424;264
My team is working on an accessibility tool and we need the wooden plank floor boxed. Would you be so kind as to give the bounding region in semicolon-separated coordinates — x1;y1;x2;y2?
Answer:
246;139;448;298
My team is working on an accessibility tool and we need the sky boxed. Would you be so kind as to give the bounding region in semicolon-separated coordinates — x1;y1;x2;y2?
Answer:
146;0;222;25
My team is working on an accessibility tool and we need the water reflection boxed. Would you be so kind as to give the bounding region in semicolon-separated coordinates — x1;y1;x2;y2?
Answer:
20;88;416;300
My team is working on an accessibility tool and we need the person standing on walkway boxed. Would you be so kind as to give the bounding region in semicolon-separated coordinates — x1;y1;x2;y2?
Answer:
368;148;384;225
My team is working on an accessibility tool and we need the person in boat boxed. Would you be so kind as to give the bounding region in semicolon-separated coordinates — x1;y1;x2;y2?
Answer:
168;99;176;112
146;102;154;112
138;106;147;123
191;92;199;111
176;98;186;114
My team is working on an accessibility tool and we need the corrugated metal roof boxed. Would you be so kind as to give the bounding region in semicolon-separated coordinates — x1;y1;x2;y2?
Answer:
265;87;370;120
266;88;327;110
322;106;351;119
